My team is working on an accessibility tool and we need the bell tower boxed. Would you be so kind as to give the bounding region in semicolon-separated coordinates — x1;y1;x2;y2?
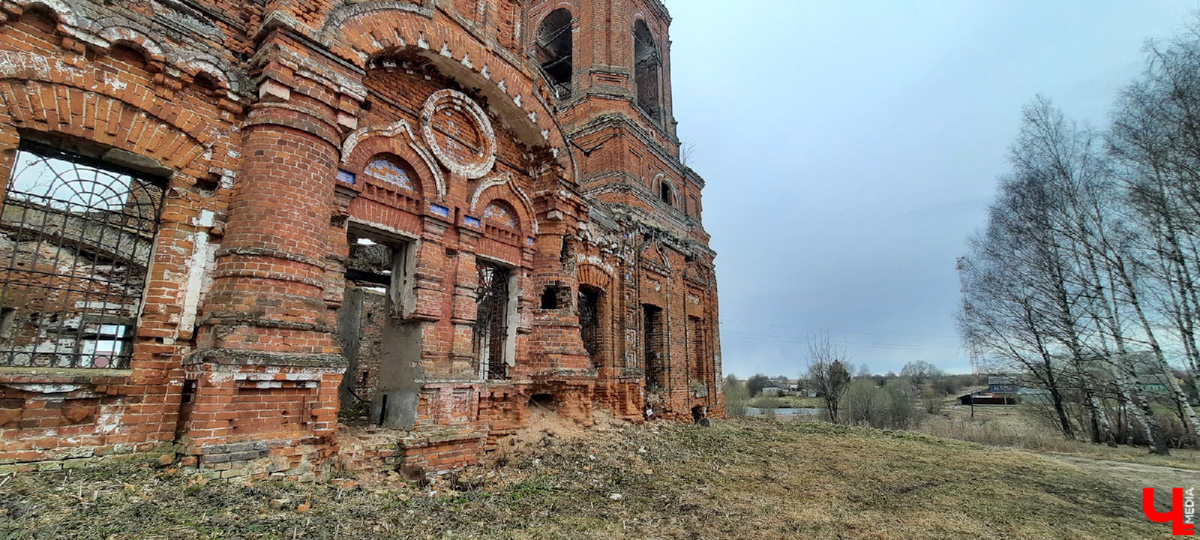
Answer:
526;0;723;420
528;0;680;155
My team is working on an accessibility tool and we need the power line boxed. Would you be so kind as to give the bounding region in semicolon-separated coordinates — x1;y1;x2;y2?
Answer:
721;330;964;351
721;320;961;340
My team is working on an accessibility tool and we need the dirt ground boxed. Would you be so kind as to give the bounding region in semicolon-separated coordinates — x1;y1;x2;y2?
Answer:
0;417;1183;539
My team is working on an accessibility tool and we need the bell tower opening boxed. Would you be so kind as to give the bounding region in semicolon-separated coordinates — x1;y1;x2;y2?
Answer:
634;20;662;122
536;9;573;99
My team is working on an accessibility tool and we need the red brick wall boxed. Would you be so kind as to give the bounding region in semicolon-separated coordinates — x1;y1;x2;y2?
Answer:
0;0;722;478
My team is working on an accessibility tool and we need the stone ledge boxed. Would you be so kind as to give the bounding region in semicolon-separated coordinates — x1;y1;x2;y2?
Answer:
186;349;347;368
0;367;132;385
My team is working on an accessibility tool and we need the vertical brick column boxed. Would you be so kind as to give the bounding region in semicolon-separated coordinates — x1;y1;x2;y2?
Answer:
450;228;481;377
180;35;358;479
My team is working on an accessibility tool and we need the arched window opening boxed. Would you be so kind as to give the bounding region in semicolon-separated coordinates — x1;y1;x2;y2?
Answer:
659;181;675;207
363;156;416;191
579;285;603;364
634;20;662;122
643;303;665;390
536;9;573;99
0;142;167;369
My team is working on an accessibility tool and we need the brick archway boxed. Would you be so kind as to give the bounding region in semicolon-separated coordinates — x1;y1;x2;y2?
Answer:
0;19;236;464
318;6;575;184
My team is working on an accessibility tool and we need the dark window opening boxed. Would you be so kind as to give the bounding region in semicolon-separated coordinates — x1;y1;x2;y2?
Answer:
529;393;556;411
688;316;706;383
536;9;573;99
559;236;574;266
579;286;602;362
643;304;665;390
634;20;662;122
540;287;558;309
659;182;675;206
0;143;166;369
475;262;512;380
345;233;414;317
0;308;16;340
540;284;572;310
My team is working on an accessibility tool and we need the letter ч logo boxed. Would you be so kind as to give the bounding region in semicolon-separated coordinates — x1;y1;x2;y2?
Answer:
1144;488;1196;536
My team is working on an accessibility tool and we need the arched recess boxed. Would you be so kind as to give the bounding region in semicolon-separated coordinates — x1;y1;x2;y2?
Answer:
658;178;676;208
468;174;538;235
577;263;614;369
475;195;527;268
341;120;443;198
6;2;241;96
534;8;573;99
482;199;522;233
362;154;422;193
317;6;576;184
633;19;662;122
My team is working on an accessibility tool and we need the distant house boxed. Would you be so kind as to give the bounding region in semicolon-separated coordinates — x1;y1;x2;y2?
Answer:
958;392;1017;406
760;380;785;397
988;376;1019;395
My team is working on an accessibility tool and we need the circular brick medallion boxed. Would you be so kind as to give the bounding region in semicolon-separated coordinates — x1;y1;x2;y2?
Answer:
421;89;496;179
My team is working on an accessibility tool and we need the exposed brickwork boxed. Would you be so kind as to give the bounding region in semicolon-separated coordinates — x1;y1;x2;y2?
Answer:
0;0;723;479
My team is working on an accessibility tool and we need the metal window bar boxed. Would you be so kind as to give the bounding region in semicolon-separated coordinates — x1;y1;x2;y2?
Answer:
579;288;600;360
0;146;165;369
474;262;510;380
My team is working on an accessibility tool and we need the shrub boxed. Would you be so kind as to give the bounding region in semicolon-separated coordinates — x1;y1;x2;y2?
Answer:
725;376;750;417
838;379;918;429
922;389;944;414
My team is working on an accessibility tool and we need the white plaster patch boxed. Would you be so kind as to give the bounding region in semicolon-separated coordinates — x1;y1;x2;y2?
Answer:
178;231;211;334
195;210;216;228
96;413;122;434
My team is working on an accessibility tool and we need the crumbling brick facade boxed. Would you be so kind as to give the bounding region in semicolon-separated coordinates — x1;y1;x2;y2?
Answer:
0;0;722;480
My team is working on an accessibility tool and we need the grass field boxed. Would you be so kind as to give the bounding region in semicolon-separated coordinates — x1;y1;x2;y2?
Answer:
917;403;1200;471
0;417;1180;539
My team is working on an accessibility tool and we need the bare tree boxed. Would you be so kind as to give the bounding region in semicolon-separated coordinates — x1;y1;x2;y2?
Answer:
900;360;943;388
746;373;771;397
806;334;852;423
1108;26;1200;439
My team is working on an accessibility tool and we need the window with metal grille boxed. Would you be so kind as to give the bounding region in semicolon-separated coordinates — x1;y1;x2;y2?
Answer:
578;286;601;363
643;304;665;390
474;261;512;380
0;144;165;369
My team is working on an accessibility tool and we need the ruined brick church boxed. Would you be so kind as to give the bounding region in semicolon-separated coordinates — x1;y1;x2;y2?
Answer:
0;0;722;479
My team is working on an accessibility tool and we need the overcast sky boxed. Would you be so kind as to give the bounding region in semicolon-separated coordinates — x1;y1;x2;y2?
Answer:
665;0;1200;377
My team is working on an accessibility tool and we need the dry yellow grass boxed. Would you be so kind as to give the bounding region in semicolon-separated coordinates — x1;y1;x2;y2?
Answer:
917;404;1200;471
0;418;1175;539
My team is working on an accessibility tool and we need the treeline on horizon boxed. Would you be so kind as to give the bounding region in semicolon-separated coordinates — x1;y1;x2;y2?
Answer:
958;16;1200;454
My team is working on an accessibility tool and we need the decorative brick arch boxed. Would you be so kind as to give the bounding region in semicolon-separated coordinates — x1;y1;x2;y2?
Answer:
639;241;671;271
97;26;168;64
0;59;220;180
468;172;537;235
577;263;614;293
341;120;444;198
480;198;523;234
318;6;575;183
7;1;241;95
